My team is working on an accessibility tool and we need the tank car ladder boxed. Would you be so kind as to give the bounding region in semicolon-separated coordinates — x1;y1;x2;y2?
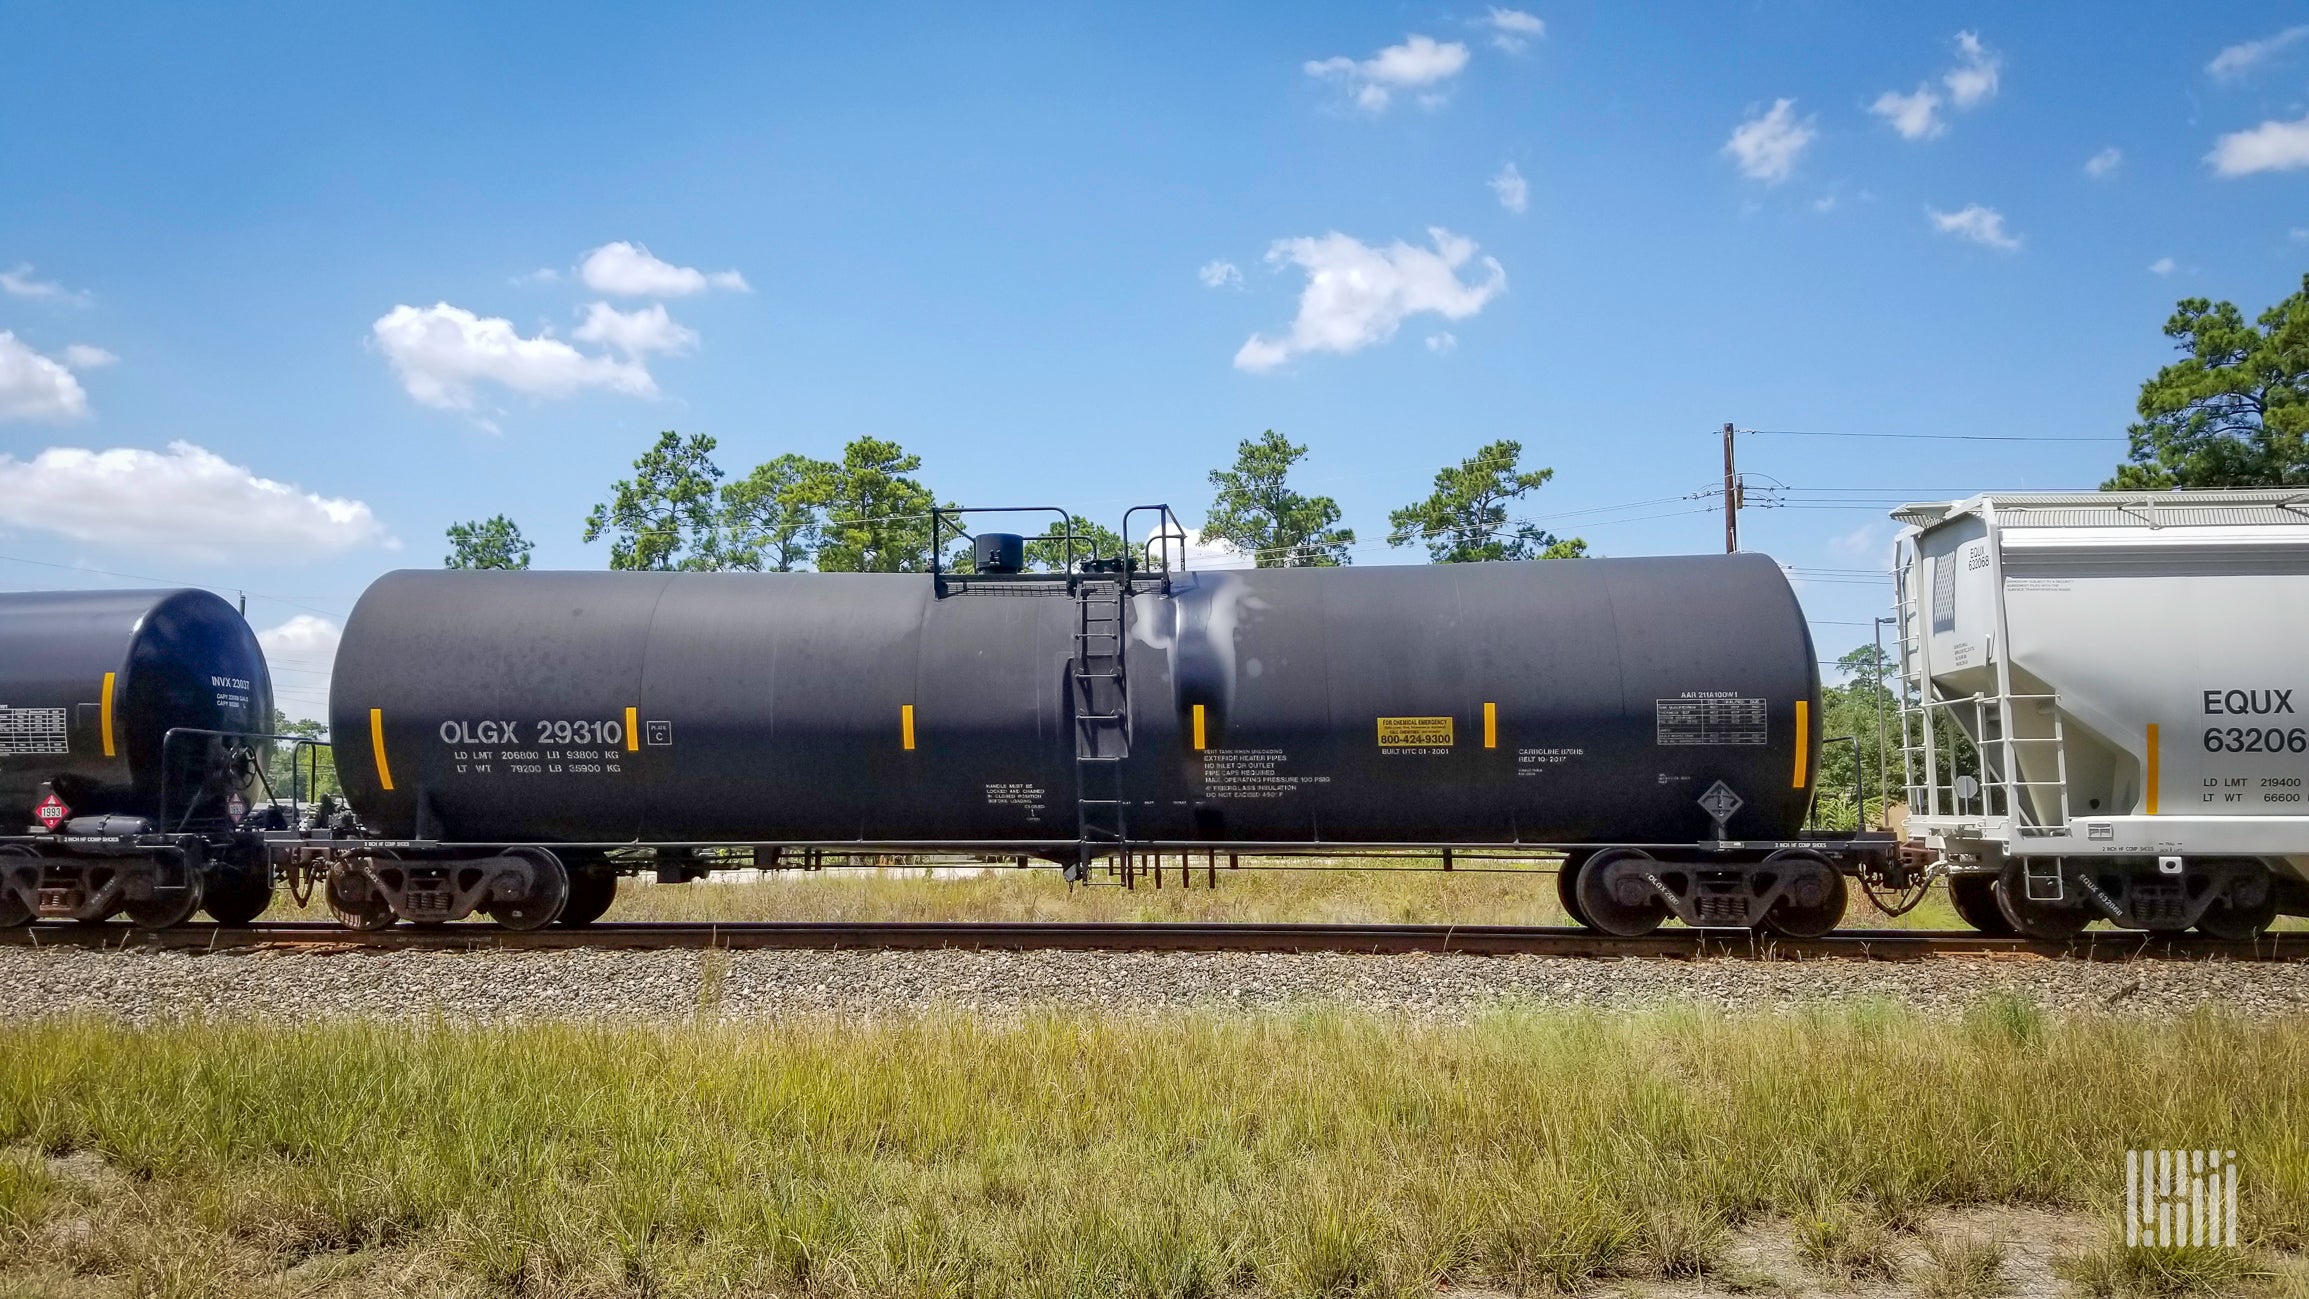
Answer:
1070;575;1132;882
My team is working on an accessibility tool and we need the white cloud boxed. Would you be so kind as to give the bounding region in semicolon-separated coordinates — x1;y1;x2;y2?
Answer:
0;332;92;422
511;267;561;286
1486;7;1544;53
1425;332;1457;354
1870;86;1944;140
2085;147;2124;178
1871;32;1999;141
1723;99;1816;184
1927;204;2023;252
61;344;117;369
572;302;698;358
0;442;392;562
371;302;658;412
2208;113;2309;176
1304;35;1470;112
256;615;342;720
1944;31;2001;108
2209;25;2309;79
577;242;749;297
1234;227;1504;372
0;263;91;305
1198;260;1243;289
258;614;342;662
1490;162;1529;213
2293;228;2309;242
2149;256;2177;276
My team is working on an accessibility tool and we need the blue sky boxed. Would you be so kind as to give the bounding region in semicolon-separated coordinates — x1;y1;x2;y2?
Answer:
4;1;2307;717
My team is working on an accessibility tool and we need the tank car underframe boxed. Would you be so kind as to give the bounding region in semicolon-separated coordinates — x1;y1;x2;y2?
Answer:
262;833;1893;933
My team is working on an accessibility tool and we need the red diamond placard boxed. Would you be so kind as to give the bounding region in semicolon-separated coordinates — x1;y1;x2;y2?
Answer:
34;793;70;831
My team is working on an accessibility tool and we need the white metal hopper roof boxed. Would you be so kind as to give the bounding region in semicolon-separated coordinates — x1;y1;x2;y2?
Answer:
1892;490;2309;532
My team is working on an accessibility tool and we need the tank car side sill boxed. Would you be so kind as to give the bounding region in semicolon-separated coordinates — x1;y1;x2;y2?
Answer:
315;835;1895;858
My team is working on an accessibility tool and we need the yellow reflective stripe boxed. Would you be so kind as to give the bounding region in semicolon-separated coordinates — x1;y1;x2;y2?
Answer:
901;704;916;751
625;706;640;752
370;708;395;792
1792;700;1810;788
1483;702;1497;750
100;672;116;758
2145;723;2160;815
1192;704;1206;751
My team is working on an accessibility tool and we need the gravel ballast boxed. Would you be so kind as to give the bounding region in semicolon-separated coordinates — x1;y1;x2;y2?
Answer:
6;945;2309;1022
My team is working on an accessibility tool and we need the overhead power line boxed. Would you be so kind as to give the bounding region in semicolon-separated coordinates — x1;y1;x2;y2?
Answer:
1740;428;2116;444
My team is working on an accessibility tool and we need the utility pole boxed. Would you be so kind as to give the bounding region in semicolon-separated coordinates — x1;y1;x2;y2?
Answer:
1721;422;1739;553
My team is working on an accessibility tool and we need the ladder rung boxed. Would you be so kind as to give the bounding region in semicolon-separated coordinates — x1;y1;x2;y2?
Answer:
1078;713;1125;722
1077;755;1125;763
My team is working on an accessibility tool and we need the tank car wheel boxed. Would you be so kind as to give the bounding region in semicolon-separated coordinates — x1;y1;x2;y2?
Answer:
486;848;569;932
0;847;36;929
1555;850;1593;928
326;860;398;931
1574;848;1669;938
1992;862;2090;942
202;866;274;927
1946;874;2015;936
556;868;618;928
1757;850;1847;939
123;866;206;931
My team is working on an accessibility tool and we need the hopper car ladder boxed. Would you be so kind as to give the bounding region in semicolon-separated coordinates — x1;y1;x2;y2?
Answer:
1892;535;2071;835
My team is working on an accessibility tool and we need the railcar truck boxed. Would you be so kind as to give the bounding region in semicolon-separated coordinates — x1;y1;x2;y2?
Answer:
1893;490;2309;940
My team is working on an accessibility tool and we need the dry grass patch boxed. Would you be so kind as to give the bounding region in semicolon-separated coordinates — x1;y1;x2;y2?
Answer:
0;1005;2305;1296
2056;1238;2269;1297
1917;1229;2009;1298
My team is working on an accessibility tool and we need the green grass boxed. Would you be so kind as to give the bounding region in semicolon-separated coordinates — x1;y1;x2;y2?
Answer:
2;1005;2305;1296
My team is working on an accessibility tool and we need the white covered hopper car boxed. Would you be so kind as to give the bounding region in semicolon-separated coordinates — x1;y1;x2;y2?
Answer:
1893;490;2309;940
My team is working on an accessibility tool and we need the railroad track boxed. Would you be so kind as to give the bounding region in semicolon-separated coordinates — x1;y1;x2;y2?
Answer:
8;921;2309;961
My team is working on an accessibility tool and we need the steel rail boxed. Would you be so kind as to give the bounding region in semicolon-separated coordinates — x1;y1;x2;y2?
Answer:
7;921;2307;961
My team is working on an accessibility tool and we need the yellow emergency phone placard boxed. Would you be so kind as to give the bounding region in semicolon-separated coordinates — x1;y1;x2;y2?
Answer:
1376;716;1454;747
